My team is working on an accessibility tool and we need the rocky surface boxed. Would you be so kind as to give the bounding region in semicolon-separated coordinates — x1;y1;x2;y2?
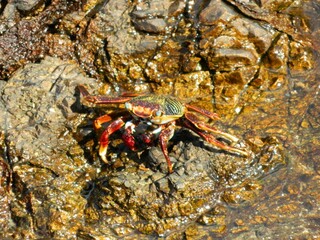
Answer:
0;0;319;239
0;57;286;238
0;57;97;238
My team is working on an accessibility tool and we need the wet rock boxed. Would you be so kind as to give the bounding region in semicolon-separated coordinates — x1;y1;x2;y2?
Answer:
225;0;314;46
289;41;315;73
1;2;18;22
199;0;239;24
199;5;275;72
0;19;45;79
132;18;167;34
0;1;79;79
198;0;278;81
212;66;258;115
131;0;176;19
45;34;76;61
168;0;186;17
0;0;318;238
201;38;256;71
2;57;93;168
0;133;12;237
264;34;289;71
0;57;97;238
130;0;184;34
82;132;285;236
231;18;276;55
15;0;44;13
206;48;259;71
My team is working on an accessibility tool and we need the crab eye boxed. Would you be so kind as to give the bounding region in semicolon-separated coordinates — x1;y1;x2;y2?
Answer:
125;102;132;110
154;110;163;117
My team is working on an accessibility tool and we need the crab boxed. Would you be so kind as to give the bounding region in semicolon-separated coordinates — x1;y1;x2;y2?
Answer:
78;85;249;173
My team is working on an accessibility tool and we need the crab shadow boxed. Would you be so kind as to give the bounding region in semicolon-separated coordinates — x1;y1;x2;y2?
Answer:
71;87;99;165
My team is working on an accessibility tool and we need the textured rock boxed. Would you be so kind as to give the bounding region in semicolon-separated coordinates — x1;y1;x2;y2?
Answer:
0;57;97;238
132;18;167;34
15;0;44;13
0;0;319;238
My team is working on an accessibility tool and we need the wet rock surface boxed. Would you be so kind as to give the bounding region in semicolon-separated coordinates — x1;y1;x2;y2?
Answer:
0;57;286;238
0;0;319;239
0;57;97;238
80;136;285;236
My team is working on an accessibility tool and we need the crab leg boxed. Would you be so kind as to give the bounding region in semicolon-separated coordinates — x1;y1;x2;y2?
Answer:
198;130;248;156
185;104;219;120
159;123;176;173
182;116;248;157
185;112;241;143
78;85;133;104
99;118;126;163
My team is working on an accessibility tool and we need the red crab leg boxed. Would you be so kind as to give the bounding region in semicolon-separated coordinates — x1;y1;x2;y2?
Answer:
159;123;176;174
183;115;249;157
78;85;133;104
99;118;126;163
185;104;220;120
198;130;248;156
185;112;241;143
120;92;145;97
94;114;112;130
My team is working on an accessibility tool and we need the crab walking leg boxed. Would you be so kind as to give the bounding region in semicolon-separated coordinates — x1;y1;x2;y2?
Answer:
183;119;249;157
199;131;248;156
185;104;220;120
185;112;240;143
99;118;126;163
78;85;133;104
159;123;176;173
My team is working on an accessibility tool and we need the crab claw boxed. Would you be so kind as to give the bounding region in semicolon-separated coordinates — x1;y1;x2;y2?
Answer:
98;129;111;163
99;144;109;163
98;118;126;163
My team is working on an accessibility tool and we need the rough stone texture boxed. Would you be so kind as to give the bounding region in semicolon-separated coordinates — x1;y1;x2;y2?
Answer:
225;0;318;48
0;57;97;238
205;48;259;70
15;0;44;13
0;58;286;238
132;18;167;34
0;1;79;79
0;0;319;238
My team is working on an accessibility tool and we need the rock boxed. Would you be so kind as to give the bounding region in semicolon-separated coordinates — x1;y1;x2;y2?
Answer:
15;0;44;13
206;48;259;71
230;18;276;54
199;0;239;24
83;135;285;236
131;0;174;19
225;0;314;46
130;0;185;34
0;57;98;238
168;0;186;17
132;18;167;34
0;0;318;238
264;33;289;71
